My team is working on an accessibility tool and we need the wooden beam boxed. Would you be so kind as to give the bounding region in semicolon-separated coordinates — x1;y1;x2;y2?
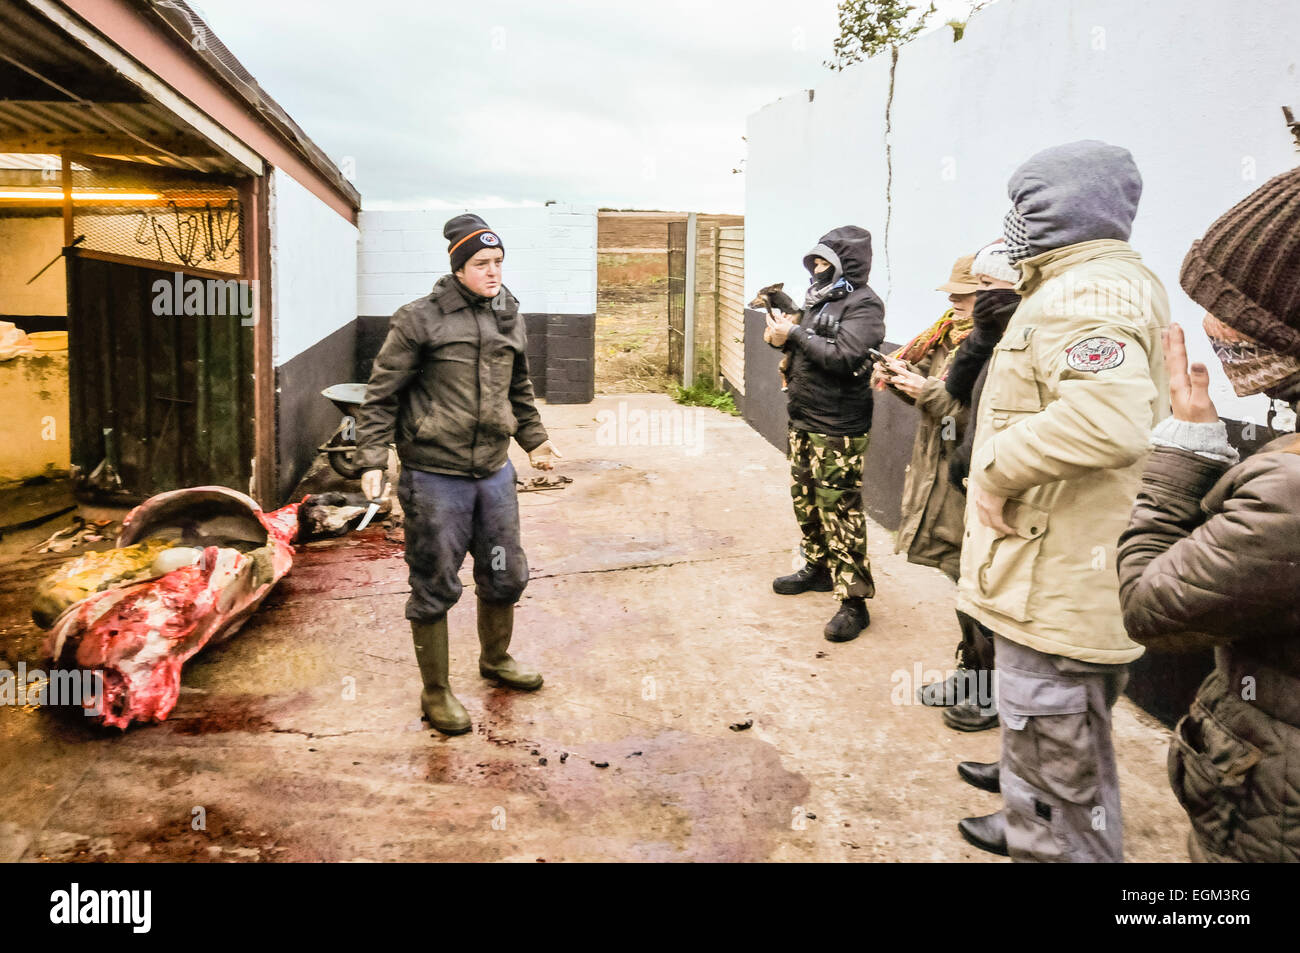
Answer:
64;246;242;281
247;170;276;506
61;150;72;246
0;133;217;156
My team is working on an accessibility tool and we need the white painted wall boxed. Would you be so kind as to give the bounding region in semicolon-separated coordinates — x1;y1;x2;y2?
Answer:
357;204;597;317
746;0;1300;422
269;168;359;365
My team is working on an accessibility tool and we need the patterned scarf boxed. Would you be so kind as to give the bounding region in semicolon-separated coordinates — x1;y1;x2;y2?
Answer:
891;308;975;372
1002;206;1032;262
1203;315;1300;398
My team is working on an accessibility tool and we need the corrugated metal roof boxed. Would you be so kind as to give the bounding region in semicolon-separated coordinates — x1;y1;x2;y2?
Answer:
0;0;362;200
0;0;232;173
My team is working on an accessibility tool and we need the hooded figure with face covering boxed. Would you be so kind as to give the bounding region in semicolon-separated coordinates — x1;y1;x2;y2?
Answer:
765;226;885;642
953;141;1171;862
1117;164;1300;863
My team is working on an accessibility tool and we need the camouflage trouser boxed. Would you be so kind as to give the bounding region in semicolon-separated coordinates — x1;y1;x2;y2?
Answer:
788;428;875;601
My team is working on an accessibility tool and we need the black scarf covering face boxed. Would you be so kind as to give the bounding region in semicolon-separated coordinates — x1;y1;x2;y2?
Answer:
944;288;1020;403
802;267;837;309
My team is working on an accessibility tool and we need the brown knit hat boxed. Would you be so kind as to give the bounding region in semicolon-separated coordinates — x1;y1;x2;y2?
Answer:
1180;166;1300;356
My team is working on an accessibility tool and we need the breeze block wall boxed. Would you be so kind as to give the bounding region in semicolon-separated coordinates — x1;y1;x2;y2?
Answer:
356;204;597;403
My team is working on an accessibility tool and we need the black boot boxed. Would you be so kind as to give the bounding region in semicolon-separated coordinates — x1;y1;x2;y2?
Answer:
958;811;1008;857
772;563;832;595
824;597;869;642
943;700;999;732
957;760;1001;794
917;670;966;707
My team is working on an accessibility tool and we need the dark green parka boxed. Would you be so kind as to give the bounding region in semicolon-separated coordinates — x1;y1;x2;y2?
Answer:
354;275;548;478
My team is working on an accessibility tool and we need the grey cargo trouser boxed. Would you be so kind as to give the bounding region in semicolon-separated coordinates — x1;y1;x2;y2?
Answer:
995;634;1128;863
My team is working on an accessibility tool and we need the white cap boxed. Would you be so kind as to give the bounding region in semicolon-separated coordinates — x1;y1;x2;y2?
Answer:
971;240;1019;284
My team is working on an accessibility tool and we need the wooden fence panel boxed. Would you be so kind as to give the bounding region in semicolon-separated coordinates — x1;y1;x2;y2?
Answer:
715;225;745;395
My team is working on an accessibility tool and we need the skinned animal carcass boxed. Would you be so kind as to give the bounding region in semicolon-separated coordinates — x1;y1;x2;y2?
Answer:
40;487;301;729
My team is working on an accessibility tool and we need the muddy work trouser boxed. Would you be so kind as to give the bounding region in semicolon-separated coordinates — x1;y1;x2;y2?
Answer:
788;428;875;602
995;634;1128;863
397;460;529;622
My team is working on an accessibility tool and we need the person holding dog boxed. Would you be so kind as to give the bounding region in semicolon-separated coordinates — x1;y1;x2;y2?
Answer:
354;213;562;736
765;226;885;643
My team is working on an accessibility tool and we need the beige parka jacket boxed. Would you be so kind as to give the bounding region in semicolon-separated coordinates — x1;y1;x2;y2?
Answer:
956;239;1171;664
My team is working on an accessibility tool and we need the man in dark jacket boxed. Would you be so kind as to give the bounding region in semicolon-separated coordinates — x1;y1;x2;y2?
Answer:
354;213;560;736
765;226;885;642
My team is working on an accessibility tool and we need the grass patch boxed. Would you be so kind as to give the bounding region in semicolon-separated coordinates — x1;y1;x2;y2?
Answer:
671;380;740;416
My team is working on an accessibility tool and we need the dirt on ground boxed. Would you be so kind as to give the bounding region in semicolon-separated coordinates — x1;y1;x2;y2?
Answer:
0;395;1191;863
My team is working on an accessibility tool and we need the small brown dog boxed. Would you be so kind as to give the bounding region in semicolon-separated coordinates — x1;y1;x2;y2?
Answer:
750;283;803;391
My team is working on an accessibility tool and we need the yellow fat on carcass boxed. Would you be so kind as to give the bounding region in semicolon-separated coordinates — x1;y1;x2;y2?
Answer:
32;538;182;629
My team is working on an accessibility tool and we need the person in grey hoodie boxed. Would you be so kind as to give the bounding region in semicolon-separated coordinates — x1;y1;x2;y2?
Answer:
954;141;1171;862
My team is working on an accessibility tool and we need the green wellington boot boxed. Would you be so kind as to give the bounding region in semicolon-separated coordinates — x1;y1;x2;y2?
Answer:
477;598;543;691
410;618;471;735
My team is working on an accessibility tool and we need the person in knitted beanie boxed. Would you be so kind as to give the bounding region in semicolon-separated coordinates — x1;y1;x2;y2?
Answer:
443;213;506;300
1117;164;1300;863
353;210;560;738
1180;165;1300;405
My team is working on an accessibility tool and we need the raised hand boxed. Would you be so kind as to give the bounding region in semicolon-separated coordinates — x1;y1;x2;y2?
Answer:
1163;322;1219;423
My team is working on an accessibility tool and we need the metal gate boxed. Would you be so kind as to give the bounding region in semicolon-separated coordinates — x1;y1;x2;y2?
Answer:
666;221;686;381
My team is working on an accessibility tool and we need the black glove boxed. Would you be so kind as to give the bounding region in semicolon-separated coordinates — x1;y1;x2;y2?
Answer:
945;289;1019;402
972;287;1019;337
948;441;972;492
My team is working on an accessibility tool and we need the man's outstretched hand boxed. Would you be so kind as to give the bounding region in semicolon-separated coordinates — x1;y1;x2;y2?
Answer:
528;440;563;471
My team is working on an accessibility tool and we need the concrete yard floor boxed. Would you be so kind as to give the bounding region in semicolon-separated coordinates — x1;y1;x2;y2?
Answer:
0;394;1190;862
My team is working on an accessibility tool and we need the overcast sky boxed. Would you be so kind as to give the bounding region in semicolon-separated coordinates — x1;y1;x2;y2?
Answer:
197;0;976;213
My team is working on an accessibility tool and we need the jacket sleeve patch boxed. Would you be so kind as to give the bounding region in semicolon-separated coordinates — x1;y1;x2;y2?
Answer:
1065;336;1126;372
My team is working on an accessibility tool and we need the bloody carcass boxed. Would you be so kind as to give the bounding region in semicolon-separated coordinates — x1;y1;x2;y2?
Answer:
39;487;301;729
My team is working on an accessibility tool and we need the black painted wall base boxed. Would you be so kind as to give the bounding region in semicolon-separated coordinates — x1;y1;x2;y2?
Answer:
2;315;67;333
544;313;595;404
739;307;911;529
275;319;358;503
354;312;590;404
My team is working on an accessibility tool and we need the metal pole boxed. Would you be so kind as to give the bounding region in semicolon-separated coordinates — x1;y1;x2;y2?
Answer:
683;212;697;388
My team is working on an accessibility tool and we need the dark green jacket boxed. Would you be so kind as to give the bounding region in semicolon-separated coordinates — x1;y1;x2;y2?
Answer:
354;275;549;478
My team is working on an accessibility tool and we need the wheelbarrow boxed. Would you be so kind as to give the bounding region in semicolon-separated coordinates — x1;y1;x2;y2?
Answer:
319;383;374;480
